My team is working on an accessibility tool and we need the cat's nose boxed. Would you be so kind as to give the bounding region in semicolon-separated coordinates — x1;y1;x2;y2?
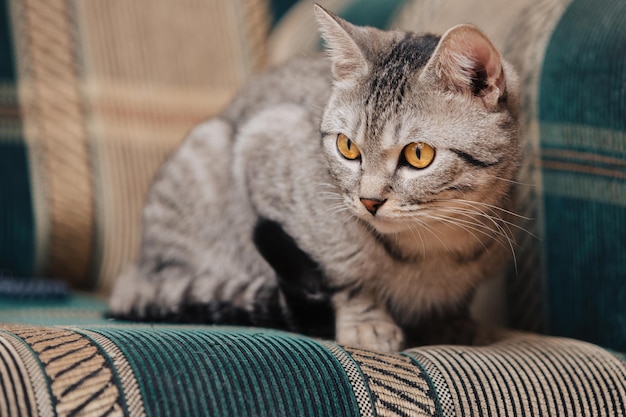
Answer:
359;197;387;215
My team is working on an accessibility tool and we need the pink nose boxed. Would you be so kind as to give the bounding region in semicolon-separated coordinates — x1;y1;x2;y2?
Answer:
360;198;387;215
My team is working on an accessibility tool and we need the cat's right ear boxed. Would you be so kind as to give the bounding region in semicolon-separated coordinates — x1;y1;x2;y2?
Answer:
422;24;507;110
314;4;369;81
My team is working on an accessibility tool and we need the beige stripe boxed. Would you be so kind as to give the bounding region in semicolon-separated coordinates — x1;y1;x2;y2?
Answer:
541;122;626;159
16;0;94;287
0;329;55;417
74;0;270;292
407;332;626;416
542;160;626;180
4;325;122;417
240;0;270;71
542;148;626;167
80;329;147;417
0;337;32;417
543;168;626;206
346;347;437;417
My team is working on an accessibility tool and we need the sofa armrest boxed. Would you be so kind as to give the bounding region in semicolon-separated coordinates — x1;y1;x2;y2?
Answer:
1;319;624;416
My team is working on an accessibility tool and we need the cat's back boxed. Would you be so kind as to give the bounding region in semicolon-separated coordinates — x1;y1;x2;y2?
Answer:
221;53;332;126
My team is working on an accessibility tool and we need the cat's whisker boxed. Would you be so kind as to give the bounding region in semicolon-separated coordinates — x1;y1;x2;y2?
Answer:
442;199;534;221
428;212;518;270
323;203;350;216
432;205;537;239
485;174;536;187
315;182;338;190
410;214;453;255
407;221;427;255
420;212;493;253
432;206;513;237
432;207;517;248
425;210;519;273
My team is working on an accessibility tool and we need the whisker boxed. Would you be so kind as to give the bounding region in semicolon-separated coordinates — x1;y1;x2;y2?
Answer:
432;206;537;239
440;199;534;221
485;174;536;187
421;212;497;252
410;215;452;254
425;211;519;272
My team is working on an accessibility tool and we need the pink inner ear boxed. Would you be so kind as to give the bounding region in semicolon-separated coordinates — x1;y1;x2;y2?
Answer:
440;26;504;95
467;33;504;91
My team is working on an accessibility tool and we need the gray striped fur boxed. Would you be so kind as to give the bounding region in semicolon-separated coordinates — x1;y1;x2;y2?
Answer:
109;5;523;352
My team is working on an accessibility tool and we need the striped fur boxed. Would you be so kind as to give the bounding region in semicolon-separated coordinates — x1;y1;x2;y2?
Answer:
109;6;523;352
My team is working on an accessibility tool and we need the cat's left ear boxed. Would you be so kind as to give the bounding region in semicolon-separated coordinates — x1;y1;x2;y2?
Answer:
314;4;369;81
423;24;506;110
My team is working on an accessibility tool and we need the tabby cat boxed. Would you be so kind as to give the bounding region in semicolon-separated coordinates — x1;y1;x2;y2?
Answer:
109;5;522;352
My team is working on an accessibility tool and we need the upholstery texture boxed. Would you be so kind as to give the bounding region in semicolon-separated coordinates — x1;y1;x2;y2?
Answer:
0;0;269;292
538;0;626;352
2;296;625;416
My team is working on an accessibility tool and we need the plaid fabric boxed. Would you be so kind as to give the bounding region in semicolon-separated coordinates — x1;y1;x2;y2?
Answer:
0;0;270;292
538;0;626;351
1;296;625;416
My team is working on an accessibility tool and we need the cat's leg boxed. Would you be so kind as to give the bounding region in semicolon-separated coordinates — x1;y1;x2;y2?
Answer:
109;117;276;322
332;290;405;352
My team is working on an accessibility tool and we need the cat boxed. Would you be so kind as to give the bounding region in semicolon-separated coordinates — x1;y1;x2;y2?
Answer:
108;4;522;352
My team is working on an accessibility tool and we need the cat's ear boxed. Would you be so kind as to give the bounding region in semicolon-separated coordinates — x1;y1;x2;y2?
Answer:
314;4;369;81
423;24;506;109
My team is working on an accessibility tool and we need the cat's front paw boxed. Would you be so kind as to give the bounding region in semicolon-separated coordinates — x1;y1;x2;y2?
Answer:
336;320;405;352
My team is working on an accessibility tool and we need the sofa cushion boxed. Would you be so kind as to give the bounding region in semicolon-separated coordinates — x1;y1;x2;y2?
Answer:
1;295;625;417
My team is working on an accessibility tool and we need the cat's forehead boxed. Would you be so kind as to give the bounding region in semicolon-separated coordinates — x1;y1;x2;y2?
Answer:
372;32;440;72
360;33;440;139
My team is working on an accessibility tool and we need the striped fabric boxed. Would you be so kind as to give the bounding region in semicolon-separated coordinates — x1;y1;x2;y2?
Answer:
1;317;625;416
538;0;626;352
0;0;270;292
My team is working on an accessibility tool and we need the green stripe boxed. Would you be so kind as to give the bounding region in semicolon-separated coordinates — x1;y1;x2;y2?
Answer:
539;0;626;133
0;0;16;82
0;0;36;278
87;327;362;417
339;0;409;29
538;0;626;353
0;141;35;277
270;0;297;25
544;196;626;352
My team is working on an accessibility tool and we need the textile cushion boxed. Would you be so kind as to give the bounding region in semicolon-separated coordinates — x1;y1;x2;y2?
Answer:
538;0;626;352
2;296;625;416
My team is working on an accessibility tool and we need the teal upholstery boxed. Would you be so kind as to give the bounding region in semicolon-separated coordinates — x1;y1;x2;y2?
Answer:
539;0;626;351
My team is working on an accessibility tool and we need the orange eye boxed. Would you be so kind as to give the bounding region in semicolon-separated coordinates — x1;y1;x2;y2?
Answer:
337;133;361;160
403;142;435;169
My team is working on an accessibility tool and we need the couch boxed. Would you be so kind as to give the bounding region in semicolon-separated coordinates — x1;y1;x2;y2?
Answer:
1;0;625;415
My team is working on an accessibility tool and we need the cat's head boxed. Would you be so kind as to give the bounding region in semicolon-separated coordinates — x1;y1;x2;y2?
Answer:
315;5;521;236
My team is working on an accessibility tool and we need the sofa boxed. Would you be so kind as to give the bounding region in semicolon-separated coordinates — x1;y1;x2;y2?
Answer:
1;0;624;415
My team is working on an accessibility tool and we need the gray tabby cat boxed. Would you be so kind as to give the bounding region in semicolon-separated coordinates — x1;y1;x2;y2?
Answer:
109;5;522;352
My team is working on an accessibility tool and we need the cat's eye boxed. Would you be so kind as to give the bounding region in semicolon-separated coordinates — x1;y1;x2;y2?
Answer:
336;133;361;160
403;142;435;169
